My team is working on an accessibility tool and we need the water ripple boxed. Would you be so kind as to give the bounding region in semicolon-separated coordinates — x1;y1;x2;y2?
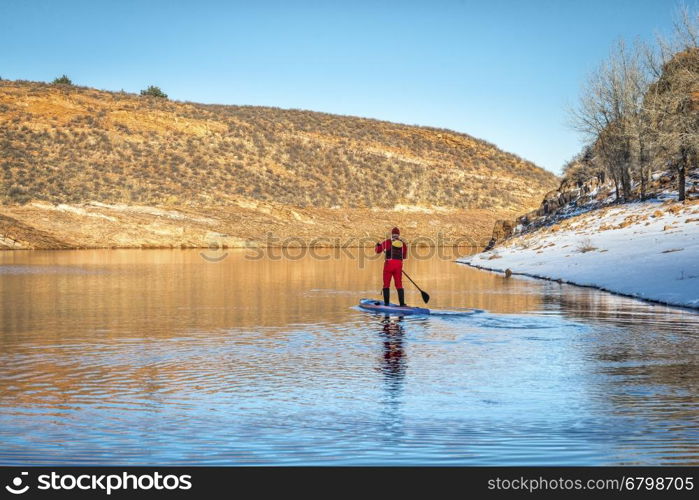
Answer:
0;250;697;465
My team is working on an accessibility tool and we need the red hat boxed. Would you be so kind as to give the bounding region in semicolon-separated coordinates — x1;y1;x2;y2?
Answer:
391;227;400;235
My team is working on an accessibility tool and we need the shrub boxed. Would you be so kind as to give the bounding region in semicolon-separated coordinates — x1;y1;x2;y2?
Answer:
140;85;168;99
576;237;598;253
52;75;73;85
7;184;31;204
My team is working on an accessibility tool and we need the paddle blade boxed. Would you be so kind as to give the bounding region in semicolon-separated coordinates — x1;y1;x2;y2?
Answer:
421;291;430;304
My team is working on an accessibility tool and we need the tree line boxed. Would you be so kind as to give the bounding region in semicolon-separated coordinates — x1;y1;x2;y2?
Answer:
569;6;699;202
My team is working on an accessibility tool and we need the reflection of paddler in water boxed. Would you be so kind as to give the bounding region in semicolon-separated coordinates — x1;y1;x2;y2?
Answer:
379;315;407;386
377;315;407;442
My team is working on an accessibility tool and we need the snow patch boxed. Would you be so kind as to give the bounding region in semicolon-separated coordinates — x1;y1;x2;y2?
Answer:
459;201;699;309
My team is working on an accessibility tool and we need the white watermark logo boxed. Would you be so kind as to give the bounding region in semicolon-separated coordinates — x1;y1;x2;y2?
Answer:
199;231;485;265
5;471;192;495
5;472;29;495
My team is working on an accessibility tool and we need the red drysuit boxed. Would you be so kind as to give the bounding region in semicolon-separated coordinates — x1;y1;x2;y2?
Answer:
375;238;408;289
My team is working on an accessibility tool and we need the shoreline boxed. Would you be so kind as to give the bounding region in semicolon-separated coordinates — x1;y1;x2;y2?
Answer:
0;202;499;251
457;199;699;311
0;243;484;252
457;260;699;312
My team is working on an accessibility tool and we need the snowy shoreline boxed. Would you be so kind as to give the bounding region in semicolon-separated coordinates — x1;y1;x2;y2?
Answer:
457;199;699;310
457;261;699;311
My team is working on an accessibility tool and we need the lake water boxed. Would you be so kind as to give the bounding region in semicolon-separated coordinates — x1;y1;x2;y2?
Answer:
0;248;697;465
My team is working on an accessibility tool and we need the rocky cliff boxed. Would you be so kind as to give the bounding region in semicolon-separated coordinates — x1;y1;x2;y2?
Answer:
485;168;699;250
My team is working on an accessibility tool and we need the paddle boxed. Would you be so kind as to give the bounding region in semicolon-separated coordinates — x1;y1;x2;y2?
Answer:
402;270;430;304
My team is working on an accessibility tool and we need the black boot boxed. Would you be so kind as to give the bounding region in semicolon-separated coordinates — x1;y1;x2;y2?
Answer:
382;288;390;306
397;288;406;307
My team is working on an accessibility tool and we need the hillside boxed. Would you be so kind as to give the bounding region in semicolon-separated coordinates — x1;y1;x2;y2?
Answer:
0;80;557;249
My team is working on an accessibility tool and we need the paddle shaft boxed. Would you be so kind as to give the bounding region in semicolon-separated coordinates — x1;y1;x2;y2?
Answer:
402;270;430;303
401;270;422;291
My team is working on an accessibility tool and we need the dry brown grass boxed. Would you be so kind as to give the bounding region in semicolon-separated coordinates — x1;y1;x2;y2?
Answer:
0;80;557;212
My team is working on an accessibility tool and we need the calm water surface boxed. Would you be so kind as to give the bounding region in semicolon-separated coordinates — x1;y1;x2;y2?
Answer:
0;248;697;465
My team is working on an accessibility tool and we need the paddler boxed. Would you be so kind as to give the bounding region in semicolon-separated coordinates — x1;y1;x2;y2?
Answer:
375;227;408;307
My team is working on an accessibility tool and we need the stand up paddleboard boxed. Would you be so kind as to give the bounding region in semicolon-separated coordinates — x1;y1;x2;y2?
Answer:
358;298;430;316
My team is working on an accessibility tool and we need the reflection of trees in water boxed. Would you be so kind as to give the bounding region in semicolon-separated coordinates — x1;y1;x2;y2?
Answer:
553;287;699;333
553;286;699;449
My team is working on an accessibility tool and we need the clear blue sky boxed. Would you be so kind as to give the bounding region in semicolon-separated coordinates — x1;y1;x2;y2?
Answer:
0;0;686;174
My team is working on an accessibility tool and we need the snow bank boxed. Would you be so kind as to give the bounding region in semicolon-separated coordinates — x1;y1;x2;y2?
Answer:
458;200;699;309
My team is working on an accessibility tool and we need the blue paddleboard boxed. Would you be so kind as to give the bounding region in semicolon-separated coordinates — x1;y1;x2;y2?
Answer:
358;298;430;315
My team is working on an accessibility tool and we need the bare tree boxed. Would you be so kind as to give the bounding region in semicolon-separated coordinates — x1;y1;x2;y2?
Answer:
571;40;651;201
643;5;699;201
571;6;699;202
561;146;603;185
594;123;629;200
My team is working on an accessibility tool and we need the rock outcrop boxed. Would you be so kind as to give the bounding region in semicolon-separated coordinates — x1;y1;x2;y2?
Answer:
485;175;604;248
485;167;699;249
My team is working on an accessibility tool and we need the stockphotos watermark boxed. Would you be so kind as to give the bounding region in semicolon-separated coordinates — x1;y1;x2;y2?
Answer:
4;471;192;495
200;232;487;265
